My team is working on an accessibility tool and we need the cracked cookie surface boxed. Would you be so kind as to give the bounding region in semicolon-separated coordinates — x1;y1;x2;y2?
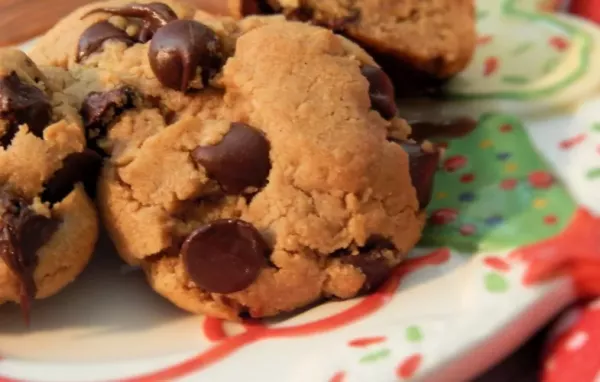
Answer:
38;0;434;319
193;0;477;96
0;49;99;319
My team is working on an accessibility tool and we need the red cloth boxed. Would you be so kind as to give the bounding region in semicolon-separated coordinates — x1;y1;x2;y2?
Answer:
569;0;600;23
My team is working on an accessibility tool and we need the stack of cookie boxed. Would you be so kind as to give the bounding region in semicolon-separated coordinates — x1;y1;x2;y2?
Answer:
0;0;475;320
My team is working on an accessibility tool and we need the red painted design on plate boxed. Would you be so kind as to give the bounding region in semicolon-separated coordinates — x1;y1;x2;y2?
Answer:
500;178;518;190
510;208;600;296
477;35;493;45
348;336;387;348
443;155;468;173
544;215;558;225
529;171;554;189
484;257;511;272
460;173;475;184
559;134;586;150
396;354;423;379
483;57;499;76
429;209;458;225
203;316;228;342
549;36;569;51
329;371;346;382
460;224;477;236
115;249;451;381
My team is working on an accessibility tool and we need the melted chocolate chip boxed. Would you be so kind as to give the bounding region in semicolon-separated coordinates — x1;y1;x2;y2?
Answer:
0;191;59;323
148;19;224;91
408;117;477;141
84;2;178;43
80;87;136;150
397;142;440;209
76;21;134;62
192;122;271;194
182;219;268;294
340;237;396;293
42;149;103;203
360;65;397;120
0;72;52;148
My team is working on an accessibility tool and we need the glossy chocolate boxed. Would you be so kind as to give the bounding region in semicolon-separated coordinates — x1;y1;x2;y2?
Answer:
148;19;224;91
182;219;269;294
0;72;52;147
192;122;271;194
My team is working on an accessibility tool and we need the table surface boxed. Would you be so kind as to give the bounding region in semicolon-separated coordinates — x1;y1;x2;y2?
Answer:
0;0;569;380
0;0;212;46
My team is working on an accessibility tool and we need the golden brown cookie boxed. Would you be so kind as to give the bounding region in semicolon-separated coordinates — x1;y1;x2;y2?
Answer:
193;0;477;96
38;0;438;319
0;49;99;320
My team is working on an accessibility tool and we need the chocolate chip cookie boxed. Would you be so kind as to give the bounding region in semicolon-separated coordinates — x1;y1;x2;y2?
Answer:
0;49;100;321
193;0;477;97
36;0;438;319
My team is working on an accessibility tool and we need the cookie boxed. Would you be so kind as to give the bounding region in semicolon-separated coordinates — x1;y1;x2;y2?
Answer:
0;49;100;321
192;0;477;96
38;0;437;319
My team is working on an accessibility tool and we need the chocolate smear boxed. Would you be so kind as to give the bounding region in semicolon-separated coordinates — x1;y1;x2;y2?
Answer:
42;149;103;203
76;21;134;62
80;86;136;151
0;72;52;147
84;2;178;43
0;191;59;323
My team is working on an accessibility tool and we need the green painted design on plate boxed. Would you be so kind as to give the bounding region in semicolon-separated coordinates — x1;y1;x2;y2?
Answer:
591;123;600;132
511;42;534;56
420;113;577;253
484;272;509;293
543;57;560;75
502;75;529;85
449;0;592;100
586;168;600;180
406;326;423;343
359;349;391;364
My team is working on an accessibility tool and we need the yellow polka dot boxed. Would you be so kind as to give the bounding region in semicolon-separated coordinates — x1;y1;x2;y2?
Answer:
533;198;548;209
436;192;448;200
479;139;493;148
504;163;518;173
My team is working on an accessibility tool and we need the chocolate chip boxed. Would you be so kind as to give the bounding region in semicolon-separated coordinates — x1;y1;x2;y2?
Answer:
0;72;52;147
360;65;397;120
398;142;440;209
148;19;224;91
77;21;134;62
84;2;178;43
340;237;396;293
80;87;136;150
192;122;271;194
42;149;103;204
0;191;59;323
182;219;268;294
